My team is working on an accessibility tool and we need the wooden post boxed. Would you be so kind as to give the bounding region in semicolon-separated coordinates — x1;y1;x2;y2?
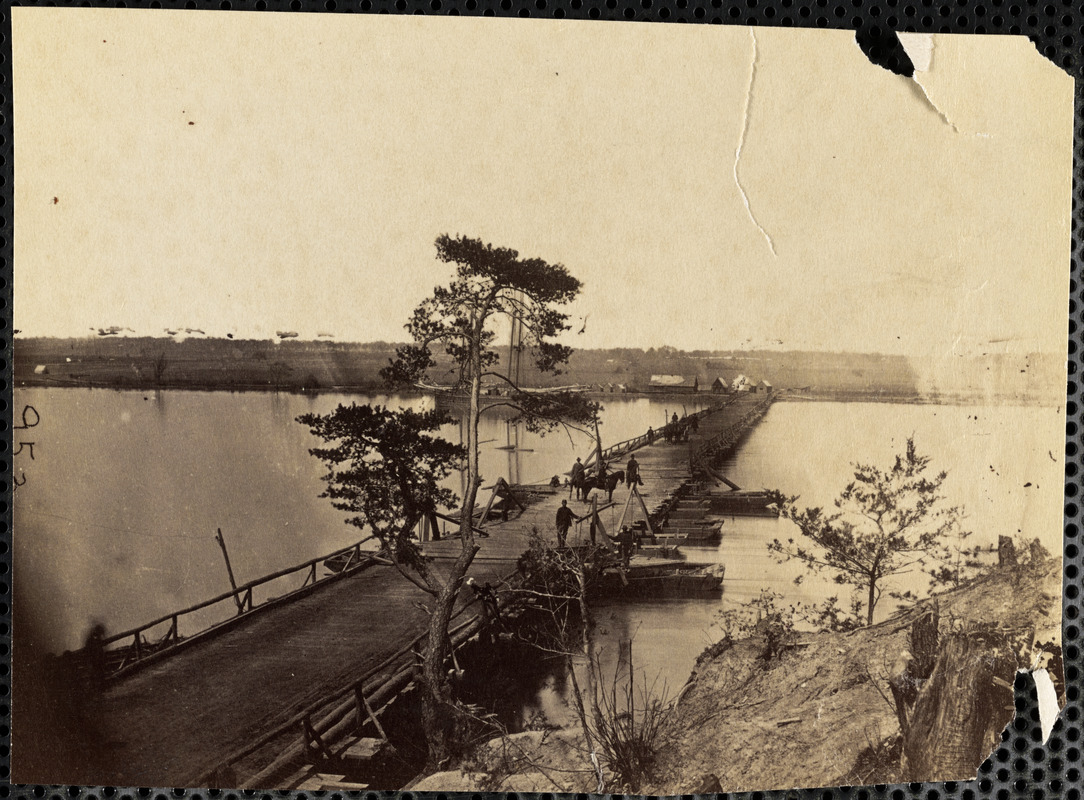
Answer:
355;685;390;741
479;481;501;523
302;716;336;765
591;495;609;543
614;484;637;535
998;535;1017;567
214;528;245;615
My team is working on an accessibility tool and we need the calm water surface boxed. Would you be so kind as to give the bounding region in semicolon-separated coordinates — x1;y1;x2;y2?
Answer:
574;399;1064;708
13;389;1062;682
12;388;709;650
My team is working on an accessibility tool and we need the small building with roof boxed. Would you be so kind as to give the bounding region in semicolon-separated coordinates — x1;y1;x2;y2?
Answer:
646;374;699;393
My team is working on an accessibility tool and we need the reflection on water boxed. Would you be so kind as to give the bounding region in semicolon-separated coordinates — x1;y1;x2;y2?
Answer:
512;400;1064;720
13;389;1060;669
13;388;711;650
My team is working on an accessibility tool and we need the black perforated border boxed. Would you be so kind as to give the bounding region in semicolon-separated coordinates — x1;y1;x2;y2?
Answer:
0;2;1079;800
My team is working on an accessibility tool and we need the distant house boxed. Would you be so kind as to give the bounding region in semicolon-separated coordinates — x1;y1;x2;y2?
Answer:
753;379;773;394
646;374;699;393
732;374;753;392
710;377;731;394
615;383;628;394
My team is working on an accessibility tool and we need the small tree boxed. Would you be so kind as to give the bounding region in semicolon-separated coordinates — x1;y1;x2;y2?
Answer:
712;589;799;662
298;404;464;593
924;522;981;591
268;360;293;391
769;437;962;626
379;234;600;768
516;533;670;792
152;351;168;386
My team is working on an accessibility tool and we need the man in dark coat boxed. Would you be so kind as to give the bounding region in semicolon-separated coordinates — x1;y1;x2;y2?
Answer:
570;456;586;500
555;499;575;547
616;525;635;567
626;455;642;487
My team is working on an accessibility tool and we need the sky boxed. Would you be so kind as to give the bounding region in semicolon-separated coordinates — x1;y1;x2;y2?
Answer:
11;11;1075;358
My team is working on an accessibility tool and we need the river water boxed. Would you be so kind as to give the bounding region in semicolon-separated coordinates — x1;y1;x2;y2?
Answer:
12;388;1063;700
12;388;711;651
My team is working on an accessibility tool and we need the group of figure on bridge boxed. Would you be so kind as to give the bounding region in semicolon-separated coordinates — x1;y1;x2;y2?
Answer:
553;496;640;565
549;410;702;555
566;452;643;504
662;411;698;443
554;450;646;549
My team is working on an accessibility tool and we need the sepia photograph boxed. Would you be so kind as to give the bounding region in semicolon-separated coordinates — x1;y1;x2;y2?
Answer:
10;9;1074;793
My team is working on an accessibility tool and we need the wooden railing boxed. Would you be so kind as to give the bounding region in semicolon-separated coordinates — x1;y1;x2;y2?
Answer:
96;535;379;677
689;396;774;476
196;567;523;790
584;398;732;468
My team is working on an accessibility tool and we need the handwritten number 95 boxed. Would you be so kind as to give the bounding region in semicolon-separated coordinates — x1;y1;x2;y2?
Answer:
13;404;40;493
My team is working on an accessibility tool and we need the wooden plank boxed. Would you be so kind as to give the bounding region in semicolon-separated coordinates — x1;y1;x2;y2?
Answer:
295;773;347;791
95;395;773;789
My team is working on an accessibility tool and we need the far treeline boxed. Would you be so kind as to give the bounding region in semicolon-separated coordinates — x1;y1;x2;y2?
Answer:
13;335;1061;404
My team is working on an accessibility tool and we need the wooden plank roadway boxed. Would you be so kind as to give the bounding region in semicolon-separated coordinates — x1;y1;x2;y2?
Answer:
421;393;765;560
77;393;765;788
85;559;509;788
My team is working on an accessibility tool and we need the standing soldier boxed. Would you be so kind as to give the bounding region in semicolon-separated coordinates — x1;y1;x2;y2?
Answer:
570;456;586;501
626;454;641;487
555;499;575;547
616;525;635;567
596;460;608;487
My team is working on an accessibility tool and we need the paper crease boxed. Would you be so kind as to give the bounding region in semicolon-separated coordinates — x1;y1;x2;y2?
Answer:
734;29;777;257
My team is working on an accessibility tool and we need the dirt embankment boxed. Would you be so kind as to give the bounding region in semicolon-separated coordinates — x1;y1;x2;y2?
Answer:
647;558;1062;793
414;558;1061;794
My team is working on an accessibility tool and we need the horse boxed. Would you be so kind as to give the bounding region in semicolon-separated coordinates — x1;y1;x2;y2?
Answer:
586;469;626;503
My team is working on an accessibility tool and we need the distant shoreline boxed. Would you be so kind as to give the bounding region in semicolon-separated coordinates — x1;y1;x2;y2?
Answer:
13;335;1063;409
11;378;1062;409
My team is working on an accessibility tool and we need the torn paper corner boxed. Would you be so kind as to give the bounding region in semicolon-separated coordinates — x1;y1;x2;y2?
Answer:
897;32;933;72
900;35;990;138
973;667;1063;787
1030;668;1060;744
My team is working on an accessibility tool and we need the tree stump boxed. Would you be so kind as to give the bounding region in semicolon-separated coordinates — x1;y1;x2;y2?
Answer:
998;536;1017;567
889;606;940;737
901;632;1015;781
910;606;940;680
